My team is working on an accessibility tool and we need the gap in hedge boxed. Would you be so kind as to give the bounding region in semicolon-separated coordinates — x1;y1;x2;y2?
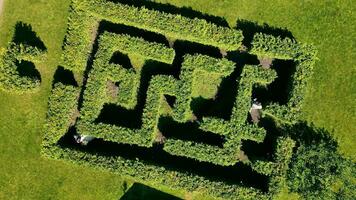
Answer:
235;19;294;50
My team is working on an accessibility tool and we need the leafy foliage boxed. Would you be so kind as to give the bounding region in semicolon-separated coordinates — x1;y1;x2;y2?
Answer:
61;0;243;71
41;1;320;199
0;43;46;93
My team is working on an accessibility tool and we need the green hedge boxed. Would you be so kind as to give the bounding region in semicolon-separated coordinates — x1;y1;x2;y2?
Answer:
61;0;243;71
250;33;317;122
77;31;178;147
100;32;175;64
200;65;276;140
43;1;317;198
42;83;80;157
0;43;46;93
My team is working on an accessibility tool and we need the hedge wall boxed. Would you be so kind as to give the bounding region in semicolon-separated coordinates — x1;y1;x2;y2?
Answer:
61;0;243;71
250;33;317;122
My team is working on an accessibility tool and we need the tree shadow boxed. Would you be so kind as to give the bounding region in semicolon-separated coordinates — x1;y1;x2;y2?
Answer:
235;19;294;49
282;121;338;149
119;183;182;200
12;22;46;51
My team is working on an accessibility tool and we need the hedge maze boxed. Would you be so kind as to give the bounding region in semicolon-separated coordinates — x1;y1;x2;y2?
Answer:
39;0;317;199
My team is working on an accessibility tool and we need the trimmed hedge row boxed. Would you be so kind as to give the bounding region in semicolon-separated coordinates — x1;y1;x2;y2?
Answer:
42;83;80;157
61;3;98;72
61;0;243;71
100;32;175;64
250;33;317;122
0;43;46;93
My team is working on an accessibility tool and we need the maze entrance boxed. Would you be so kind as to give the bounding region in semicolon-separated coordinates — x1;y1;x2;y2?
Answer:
41;0;316;199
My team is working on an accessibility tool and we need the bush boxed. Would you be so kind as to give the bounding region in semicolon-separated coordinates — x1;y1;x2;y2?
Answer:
0;43;46;93
288;142;355;200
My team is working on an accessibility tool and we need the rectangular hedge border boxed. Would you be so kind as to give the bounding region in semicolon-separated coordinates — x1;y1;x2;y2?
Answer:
61;0;243;71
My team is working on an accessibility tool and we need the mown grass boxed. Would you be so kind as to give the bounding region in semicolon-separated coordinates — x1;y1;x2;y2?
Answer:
0;0;130;199
0;0;354;199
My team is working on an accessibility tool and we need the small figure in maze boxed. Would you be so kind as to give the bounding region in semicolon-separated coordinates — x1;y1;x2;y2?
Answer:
249;98;262;124
74;134;95;146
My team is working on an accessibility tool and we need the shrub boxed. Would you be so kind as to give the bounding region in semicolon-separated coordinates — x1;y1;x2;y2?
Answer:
0;43;46;93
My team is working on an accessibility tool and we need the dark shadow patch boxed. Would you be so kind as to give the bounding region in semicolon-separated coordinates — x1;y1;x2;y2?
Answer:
119;183;182;200
235;19;294;49
58;134;269;192
16;60;41;82
158;116;225;147
52;66;78;86
110;51;134;70
252;59;296;106
242;117;279;161
12;22;46;51
164;95;176;108
95;103;142;129
108;0;229;27
98;20;169;46
282;122;338;149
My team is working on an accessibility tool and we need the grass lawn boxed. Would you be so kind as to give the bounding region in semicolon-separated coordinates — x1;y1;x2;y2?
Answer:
0;0;354;199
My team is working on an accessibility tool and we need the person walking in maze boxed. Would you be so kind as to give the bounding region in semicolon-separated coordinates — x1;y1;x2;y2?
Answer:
74;134;95;146
249;98;262;124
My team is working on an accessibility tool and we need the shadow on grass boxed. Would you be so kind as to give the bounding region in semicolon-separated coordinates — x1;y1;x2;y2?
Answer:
52;66;78;87
13;21;46;51
16;60;41;82
119;183;182;200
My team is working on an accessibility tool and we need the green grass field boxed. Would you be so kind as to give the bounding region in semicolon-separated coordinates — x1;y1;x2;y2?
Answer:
0;0;354;199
